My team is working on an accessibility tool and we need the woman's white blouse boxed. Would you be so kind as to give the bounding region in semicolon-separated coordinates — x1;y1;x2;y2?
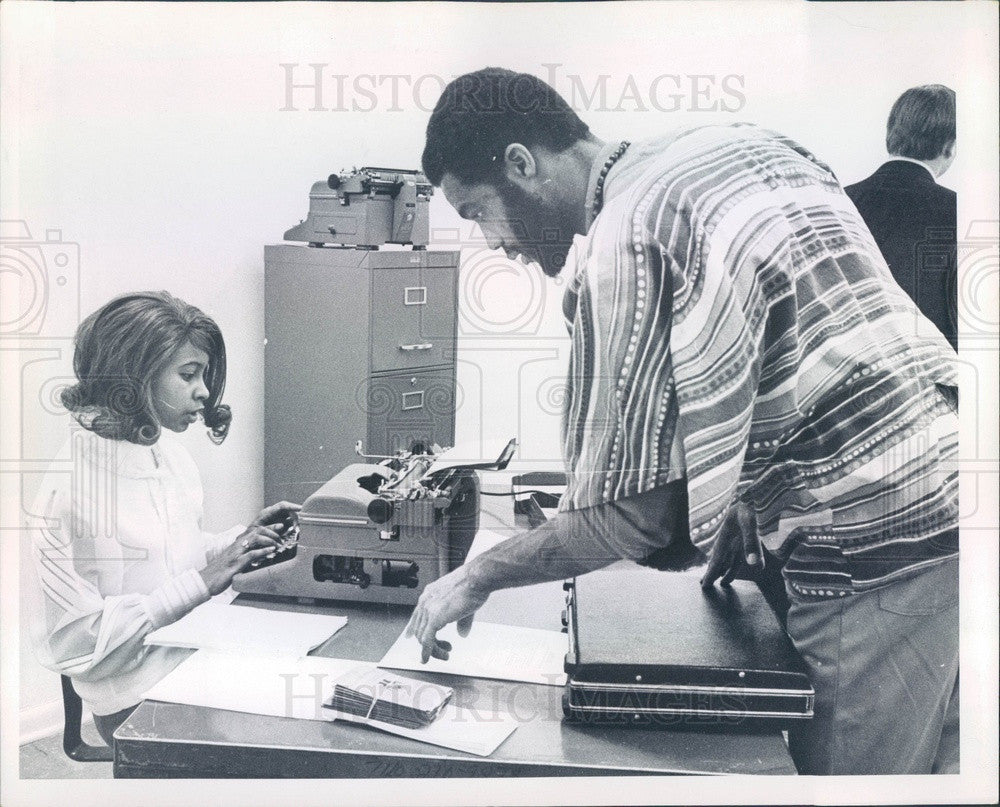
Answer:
26;428;243;716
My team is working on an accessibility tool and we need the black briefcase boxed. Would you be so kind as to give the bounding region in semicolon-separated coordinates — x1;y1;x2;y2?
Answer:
562;564;814;730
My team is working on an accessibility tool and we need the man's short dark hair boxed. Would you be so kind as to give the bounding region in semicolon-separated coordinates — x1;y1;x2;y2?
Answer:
422;67;590;186
886;84;956;161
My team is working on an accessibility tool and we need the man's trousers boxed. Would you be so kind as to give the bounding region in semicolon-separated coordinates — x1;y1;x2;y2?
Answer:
785;558;959;775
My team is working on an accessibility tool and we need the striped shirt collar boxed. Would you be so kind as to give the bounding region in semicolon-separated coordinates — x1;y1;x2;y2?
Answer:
583;131;689;233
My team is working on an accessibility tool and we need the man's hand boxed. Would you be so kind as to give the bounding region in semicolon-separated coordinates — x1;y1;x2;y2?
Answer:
700;500;762;588
404;565;490;663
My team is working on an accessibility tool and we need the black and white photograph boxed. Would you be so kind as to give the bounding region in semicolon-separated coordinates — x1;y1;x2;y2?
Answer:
1;2;997;805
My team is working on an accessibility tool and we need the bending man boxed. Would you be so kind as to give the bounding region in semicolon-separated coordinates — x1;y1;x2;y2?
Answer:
408;68;959;776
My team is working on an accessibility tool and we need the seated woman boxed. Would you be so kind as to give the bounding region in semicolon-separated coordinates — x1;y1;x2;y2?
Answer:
27;291;299;745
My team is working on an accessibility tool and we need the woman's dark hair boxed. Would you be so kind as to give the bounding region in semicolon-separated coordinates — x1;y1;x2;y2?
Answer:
61;291;231;445
886;84;956;161
422;67;590;187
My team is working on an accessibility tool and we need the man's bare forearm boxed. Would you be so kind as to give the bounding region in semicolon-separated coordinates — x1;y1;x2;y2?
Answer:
464;514;617;593
463;481;691;595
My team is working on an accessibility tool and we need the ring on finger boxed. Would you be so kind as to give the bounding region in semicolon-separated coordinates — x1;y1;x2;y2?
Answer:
241;539;250;549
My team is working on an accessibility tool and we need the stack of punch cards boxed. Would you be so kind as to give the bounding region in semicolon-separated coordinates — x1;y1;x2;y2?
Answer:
324;666;452;729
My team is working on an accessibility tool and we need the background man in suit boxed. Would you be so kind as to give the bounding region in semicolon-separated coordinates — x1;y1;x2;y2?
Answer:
845;84;957;350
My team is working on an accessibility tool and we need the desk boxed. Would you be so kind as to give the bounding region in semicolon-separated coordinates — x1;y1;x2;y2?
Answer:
114;594;795;777
113;487;797;777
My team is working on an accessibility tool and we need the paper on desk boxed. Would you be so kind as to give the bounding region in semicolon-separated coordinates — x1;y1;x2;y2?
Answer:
143;650;518;756
144;600;347;656
462;527;511;562
378;621;568;686
143;650;357;720
330;701;517;757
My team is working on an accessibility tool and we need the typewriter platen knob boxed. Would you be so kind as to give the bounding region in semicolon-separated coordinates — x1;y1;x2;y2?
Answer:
367;498;394;524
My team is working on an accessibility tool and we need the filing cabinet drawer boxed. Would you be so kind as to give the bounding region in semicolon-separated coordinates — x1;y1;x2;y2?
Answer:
370;266;456;372
424;251;460;268
364;369;455;455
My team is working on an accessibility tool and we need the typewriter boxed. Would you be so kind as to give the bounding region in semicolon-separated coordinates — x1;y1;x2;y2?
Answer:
282;167;433;248
233;439;516;605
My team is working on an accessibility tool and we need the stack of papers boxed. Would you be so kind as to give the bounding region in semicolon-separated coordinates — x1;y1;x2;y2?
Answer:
324;666;452;729
378;621;568;687
144;600;347;656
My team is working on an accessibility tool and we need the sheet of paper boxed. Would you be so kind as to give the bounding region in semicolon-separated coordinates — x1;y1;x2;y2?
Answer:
213;587;239;605
143;650;357;720
144;650;518;756
378;621;568;687
463;527;512;563
426;437;515;473
144;600;347;657
329;702;518;758
456;530;569;629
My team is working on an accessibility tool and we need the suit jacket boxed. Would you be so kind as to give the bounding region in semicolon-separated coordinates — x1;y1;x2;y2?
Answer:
845;160;957;349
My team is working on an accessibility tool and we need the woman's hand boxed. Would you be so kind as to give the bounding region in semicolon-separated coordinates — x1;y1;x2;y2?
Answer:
252;501;302;529
198;525;283;596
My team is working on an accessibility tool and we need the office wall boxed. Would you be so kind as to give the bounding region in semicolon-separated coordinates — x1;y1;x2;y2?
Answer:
3;1;994;739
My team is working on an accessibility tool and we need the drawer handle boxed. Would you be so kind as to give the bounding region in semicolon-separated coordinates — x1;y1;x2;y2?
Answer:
399;343;433;351
402;391;425;410
404;287;427;305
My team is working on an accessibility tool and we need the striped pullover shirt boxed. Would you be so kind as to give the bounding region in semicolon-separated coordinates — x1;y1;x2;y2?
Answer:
560;124;959;597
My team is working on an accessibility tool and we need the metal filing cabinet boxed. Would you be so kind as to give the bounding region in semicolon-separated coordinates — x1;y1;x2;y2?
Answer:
264;244;459;506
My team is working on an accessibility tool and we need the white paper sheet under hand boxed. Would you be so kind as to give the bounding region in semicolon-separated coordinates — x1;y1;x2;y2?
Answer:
378;621;568;686
462;527;512;563
329;701;517;757
144;600;347;657
143;651;517;756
